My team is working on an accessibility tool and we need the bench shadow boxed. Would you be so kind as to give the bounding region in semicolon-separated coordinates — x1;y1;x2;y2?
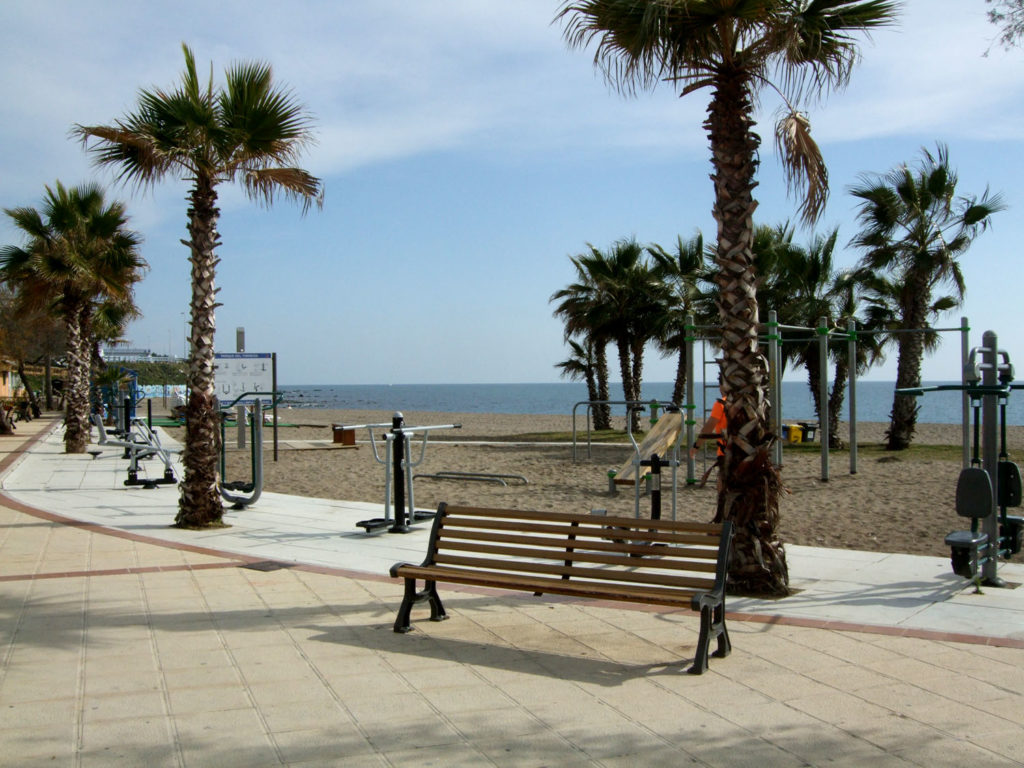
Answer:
304;621;697;686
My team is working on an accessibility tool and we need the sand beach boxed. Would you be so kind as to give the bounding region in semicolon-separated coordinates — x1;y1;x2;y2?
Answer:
211;408;1024;560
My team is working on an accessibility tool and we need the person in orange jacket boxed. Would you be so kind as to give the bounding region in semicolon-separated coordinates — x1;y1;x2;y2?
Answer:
690;395;727;459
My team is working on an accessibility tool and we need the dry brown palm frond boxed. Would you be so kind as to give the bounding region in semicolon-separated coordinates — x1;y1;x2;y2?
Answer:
775;110;828;226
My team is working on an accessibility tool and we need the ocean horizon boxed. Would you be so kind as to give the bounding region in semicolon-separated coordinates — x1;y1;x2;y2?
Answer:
270;381;1024;426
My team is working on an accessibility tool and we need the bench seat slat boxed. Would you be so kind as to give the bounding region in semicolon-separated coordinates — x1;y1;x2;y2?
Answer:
447;505;723;532
440;526;722;555
392;565;698;607
437;539;720;573
441;517;722;547
431;553;717;591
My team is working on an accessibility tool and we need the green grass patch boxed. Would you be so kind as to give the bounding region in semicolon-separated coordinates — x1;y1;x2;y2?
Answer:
505;429;635;443
781;440;963;461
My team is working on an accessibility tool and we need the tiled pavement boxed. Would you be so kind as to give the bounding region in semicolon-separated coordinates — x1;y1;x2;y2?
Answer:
1;416;1023;767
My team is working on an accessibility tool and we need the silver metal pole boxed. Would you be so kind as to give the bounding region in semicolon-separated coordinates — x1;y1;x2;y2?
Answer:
961;317;970;469
819;317;830;482
981;331;1001;586
685;314;696;485
236;328;246;449
768;310;782;467
848;318;858;475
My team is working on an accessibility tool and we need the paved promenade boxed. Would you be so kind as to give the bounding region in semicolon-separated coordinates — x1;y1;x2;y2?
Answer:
1;416;1023;767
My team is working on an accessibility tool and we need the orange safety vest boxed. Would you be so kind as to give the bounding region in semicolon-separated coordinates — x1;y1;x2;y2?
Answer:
709;398;727;456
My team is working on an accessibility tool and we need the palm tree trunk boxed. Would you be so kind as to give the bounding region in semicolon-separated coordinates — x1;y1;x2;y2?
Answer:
616;335;639;432
63;300;90;453
706;70;788;596
631;338;645;429
828;358;848;450
17;360;41;418
672;346;687;408
595;343;611;430
887;277;928;450
176;176;225;528
44;355;53;410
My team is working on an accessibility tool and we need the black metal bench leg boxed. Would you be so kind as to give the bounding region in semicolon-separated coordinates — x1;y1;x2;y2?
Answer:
426;581;448;622
688;604;712;674
393;577;417;633
712;603;731;659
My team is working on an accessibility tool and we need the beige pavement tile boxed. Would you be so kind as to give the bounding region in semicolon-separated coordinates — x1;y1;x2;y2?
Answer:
853;680;948;712
246;678;338;709
966;726;1024;762
359;715;465;752
173;709;276;767
156;646;232;671
271;725;378;764
804;660;898;691
160;663;241;690
894;734;1024;767
380;742;492;767
344;691;437;725
974;691;1024;721
167;683;253;715
317;666;414;697
396;665;490;694
904;696;1015;739
0;726;77;763
0;697;78;729
441;704;548;738
83;671;161;700
785;689;893;726
473;731;598;767
79;718;177;767
259;699;355;733
418;682;516;713
81;689;168;723
686;736;813;768
842;713;945;751
730;667;841;702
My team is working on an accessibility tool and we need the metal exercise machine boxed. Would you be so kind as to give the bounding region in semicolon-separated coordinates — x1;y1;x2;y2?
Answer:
90;410;177;489
341;412;462;533
899;330;1023;586
219;395;276;509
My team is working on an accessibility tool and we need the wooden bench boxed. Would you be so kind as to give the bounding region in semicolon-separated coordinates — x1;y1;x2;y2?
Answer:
389;504;734;674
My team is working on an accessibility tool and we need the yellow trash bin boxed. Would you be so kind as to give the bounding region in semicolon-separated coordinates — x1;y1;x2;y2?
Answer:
787;424;803;444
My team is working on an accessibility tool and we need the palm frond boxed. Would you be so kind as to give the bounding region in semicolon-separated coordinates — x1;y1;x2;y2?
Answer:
241;167;323;213
774;109;828;224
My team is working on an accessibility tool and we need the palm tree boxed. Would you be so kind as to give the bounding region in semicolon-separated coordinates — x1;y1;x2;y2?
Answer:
849;144;1003;450
74;45;323;528
1;182;145;453
552;257;613;430
555;338;603;411
558;0;898;595
573;238;671;432
649;232;713;407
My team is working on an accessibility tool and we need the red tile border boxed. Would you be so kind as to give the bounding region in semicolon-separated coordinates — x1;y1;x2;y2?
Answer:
0;561;242;582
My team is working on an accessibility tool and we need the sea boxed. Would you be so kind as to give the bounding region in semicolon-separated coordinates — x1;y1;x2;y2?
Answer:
276;381;1024;426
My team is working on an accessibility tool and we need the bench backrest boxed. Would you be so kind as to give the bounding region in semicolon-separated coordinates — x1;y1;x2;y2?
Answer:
426;504;730;597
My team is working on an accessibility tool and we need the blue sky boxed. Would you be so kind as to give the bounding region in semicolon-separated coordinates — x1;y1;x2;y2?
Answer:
1;1;1023;386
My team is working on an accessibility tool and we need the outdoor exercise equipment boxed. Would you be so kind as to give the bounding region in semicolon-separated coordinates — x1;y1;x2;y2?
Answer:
219;395;275;509
899;330;1021;586
90;411;177;489
346;413;462;533
415;470;528;487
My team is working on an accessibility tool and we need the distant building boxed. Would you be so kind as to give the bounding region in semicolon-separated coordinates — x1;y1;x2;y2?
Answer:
99;344;180;363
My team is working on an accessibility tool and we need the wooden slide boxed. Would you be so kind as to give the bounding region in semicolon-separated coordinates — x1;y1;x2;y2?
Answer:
612;411;683;486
